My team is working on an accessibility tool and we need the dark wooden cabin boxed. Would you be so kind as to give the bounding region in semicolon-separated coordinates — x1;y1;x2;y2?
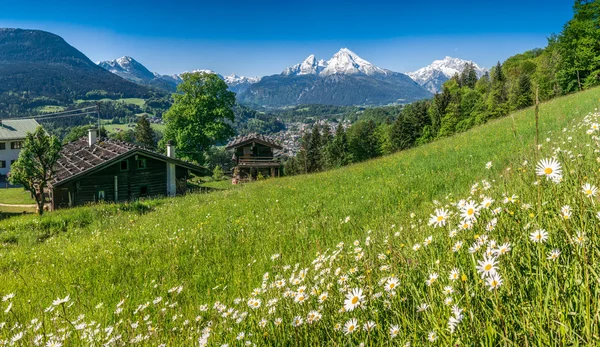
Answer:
225;133;282;181
49;129;206;210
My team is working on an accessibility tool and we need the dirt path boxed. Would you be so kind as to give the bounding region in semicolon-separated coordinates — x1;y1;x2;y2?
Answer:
0;203;36;208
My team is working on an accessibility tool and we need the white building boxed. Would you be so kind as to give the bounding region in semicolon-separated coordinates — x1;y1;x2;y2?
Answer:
0;119;40;176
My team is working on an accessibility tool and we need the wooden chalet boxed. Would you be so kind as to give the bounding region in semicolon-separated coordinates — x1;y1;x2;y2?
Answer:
225;133;282;181
49;129;206;210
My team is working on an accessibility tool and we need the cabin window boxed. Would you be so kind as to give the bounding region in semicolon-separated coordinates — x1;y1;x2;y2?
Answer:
139;185;148;197
0;161;5;168
10;141;22;149
10;160;15;165
97;190;105;200
137;158;147;169
0;143;5;150
120;160;129;171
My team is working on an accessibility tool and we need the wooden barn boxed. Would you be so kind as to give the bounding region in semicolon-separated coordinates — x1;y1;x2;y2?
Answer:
49;129;206;210
226;133;282;181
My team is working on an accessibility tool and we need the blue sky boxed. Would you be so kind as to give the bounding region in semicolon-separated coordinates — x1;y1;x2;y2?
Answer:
0;0;573;77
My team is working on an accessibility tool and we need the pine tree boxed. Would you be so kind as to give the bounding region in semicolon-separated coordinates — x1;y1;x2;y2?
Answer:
320;123;333;169
328;123;349;168
515;74;534;109
135;115;156;148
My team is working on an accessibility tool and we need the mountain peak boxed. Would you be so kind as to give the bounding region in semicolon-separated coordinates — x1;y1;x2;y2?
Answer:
407;56;488;93
281;48;385;77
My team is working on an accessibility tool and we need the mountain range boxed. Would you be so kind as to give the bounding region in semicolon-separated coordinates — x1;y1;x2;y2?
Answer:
99;49;488;107
0;28;488;110
407;56;488;93
0;28;152;100
97;56;261;94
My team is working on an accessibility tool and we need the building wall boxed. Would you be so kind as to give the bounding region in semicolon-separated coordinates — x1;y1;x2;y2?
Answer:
0;140;24;176
52;154;190;209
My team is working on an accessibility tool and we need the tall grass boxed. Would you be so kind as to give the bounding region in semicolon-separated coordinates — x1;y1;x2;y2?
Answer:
0;88;599;345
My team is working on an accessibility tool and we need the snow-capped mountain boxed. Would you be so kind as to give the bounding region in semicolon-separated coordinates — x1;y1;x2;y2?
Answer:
238;48;431;106
282;54;327;76
407;56;488;93
97;57;260;93
97;56;156;82
281;48;387;77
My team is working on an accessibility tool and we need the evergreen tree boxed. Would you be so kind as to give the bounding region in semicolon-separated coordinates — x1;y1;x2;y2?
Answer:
320;123;333;168
487;62;509;118
306;124;322;173
347;120;379;162
460;62;478;89
135;115;156;148
515;73;534;109
328;123;349;168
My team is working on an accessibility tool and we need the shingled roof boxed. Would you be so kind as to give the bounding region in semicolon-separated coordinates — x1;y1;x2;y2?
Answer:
51;137;206;186
225;133;282;150
0;119;40;141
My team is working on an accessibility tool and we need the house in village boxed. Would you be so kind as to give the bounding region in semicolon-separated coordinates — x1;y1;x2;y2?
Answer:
0;119;40;177
48;129;206;210
225;133;282;181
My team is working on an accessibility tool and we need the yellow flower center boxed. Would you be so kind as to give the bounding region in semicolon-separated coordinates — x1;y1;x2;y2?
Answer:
351;297;359;305
586;189;592;195
389;283;395;289
467;208;474;215
544;167;553;175
484;264;492;271
437;215;444;221
349;326;355;332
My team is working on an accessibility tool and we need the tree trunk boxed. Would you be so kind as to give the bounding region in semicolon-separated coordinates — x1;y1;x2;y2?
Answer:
35;187;44;216
577;70;582;90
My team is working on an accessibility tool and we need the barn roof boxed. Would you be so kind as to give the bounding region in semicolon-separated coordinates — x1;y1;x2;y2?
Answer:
0;119;40;141
225;133;283;150
51;137;206;186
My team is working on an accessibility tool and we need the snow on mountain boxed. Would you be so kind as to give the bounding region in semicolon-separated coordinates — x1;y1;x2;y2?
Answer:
281;48;386;77
282;54;327;76
97;57;260;92
97;56;155;82
407;56;488;93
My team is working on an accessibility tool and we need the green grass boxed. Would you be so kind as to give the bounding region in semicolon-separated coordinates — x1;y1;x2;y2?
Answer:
36;105;66;113
1;88;600;345
102;122;165;134
75;97;146;107
0;188;35;205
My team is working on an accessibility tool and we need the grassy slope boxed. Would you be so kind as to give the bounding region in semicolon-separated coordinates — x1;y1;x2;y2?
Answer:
0;188;35;205
1;88;599;324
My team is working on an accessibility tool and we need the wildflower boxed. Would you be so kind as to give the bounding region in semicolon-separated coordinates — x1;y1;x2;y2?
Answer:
486;273;503;290
294;293;307;305
247;298;261;310
429;208;449;227
274;318;282;326
344;288;364;312
344;318;358;335
363;321;376;332
461;200;480;221
390;324;400;338
1;294;14;302
536;158;562;181
448;305;464;333
573;231;586;246
481;197;494;209
582;183;598;198
52;295;70;306
530;229;549;243
426;273;438;286
547;249;561;261
417;303;429;312
423;235;433;246
318;292;328;303
449;268;460;281
292;316;303;327
384;277;399;292
443;286;454;295
306;310;322;324
412;243;421;251
428;331;437;342
444;297;453;305
486;161;492;169
561;205;571;219
451;241;463;252
494;243;511;256
476;255;498;278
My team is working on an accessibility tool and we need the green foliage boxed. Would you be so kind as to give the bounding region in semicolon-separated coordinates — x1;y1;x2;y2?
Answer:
134;115;156;148
161;72;236;165
8;127;61;215
347;120;380;162
212;165;224;181
62;125;108;144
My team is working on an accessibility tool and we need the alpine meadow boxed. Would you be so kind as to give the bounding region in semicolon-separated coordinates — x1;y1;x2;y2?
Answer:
2;0;600;346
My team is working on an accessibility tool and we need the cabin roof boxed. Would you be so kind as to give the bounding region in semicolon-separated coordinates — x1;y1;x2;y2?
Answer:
51;137;206;186
225;133;283;150
0;119;40;141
